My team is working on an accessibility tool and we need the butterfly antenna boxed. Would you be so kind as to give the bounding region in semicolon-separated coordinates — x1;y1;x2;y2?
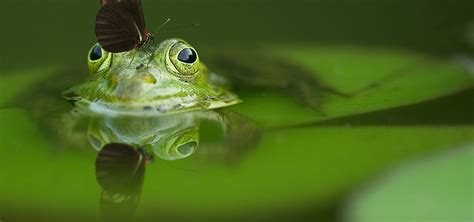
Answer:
152;18;172;34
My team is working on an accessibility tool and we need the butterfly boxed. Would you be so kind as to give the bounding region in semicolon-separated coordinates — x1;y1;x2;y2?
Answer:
95;0;154;53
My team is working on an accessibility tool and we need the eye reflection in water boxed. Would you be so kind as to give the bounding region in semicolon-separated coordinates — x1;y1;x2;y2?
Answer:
71;109;261;218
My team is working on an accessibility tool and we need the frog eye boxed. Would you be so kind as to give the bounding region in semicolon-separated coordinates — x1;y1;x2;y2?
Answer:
177;48;197;63
87;43;112;74
90;45;103;61
167;41;200;79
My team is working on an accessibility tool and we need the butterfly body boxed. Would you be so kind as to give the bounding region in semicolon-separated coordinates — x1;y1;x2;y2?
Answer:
136;32;154;50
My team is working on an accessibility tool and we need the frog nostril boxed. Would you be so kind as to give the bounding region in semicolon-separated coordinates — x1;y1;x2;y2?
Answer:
136;64;145;70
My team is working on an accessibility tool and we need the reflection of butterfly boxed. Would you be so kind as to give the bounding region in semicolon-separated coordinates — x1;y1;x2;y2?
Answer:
95;143;147;218
95;0;153;53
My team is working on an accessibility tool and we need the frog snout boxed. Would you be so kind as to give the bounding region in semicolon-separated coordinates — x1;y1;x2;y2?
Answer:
115;72;157;99
142;72;157;84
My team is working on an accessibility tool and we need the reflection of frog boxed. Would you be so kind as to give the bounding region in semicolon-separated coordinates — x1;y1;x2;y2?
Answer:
87;108;259;220
64;39;240;115
89;107;261;219
86;109;260;162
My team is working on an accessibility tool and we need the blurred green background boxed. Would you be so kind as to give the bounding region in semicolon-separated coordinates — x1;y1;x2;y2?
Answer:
0;0;473;221
1;0;474;70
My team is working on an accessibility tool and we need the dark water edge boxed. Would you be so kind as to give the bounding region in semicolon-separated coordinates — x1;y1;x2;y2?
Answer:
294;88;474;127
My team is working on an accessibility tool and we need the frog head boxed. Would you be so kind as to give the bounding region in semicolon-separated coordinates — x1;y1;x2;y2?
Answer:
69;39;239;115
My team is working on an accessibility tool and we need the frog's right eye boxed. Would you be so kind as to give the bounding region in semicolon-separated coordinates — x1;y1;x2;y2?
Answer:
90;45;102;61
87;43;112;74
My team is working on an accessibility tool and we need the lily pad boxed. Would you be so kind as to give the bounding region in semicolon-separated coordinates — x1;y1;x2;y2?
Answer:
219;46;474;127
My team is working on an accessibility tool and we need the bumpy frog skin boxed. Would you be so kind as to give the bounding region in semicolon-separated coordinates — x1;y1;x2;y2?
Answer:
66;39;240;116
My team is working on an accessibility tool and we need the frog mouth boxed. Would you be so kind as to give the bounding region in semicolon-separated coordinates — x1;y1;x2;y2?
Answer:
78;92;241;117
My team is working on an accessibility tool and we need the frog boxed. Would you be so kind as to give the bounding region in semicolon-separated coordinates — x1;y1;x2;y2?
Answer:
9;37;351;156
64;38;241;116
51;38;260;162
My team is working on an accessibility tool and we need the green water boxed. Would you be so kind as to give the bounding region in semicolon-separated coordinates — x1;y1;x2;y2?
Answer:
0;0;473;221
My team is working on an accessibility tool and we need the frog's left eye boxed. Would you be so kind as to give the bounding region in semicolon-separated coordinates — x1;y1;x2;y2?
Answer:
167;41;200;79
87;43;112;74
177;48;198;64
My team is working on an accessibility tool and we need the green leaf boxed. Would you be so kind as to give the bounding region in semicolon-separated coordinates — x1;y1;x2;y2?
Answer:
227;46;474;127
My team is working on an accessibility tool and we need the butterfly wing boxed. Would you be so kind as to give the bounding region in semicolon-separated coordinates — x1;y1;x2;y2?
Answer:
96;143;146;218
99;0;146;34
95;143;146;198
95;2;142;52
129;0;146;34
